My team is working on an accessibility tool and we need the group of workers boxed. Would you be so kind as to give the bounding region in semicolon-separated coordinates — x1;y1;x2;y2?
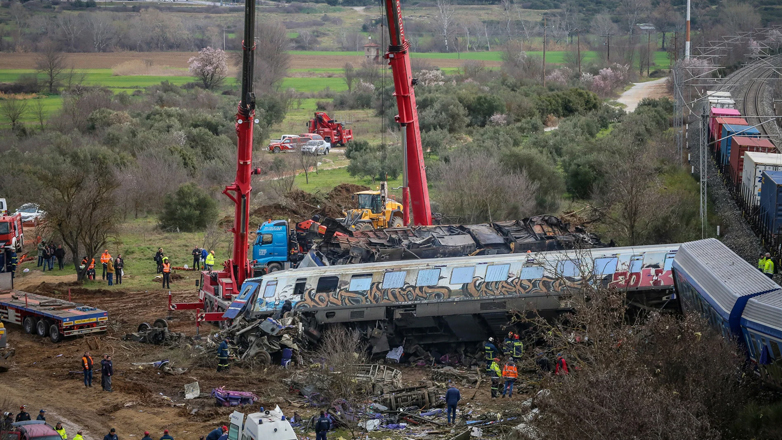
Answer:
79;250;124;285
483;332;569;399
80;351;114;392
2;407;82;440
37;241;66;272
191;246;215;272
758;252;776;279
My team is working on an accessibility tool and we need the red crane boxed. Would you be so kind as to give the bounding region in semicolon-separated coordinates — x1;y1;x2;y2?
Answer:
383;0;432;226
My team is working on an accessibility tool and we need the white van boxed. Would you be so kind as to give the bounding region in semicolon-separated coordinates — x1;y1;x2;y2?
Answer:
0;199;6;216
228;406;298;440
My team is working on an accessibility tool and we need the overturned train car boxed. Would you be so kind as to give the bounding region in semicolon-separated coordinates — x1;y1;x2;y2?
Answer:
316;215;604;265
230;243;679;352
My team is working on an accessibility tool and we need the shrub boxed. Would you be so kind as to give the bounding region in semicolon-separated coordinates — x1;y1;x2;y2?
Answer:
159;182;218;232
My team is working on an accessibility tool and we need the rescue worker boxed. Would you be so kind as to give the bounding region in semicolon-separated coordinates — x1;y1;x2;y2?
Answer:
36;409;46;421
88;258;96;280
107;258;115;286
155;248;164;274
759;253;767;272
205;250;215;271
2;412;13;430
315;411;331;440
82;351;94;387
55;245;65;270
100;250;111;280
162;257;171;289
15;406;30;422
205;426;227;440
115;255;124;285
192;246;201;271
502;358;518;398
55;422;67;440
502;331;514;355
280;300;293;317
37;240;45;267
103;428;118;440
160;430;174;440
217;337;230;372
141;432;153;440
555;353;569;375
73;431;85;440
9;249;16;288
483;337;499;371
536;352;552;375
445;382;461;425
512;334;523;361
489;357;502;399
102;355;114;392
764;253;775;279
201;248;208;269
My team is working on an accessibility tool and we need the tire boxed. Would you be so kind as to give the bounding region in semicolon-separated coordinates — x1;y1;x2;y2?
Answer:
273;147;280;153
325;148;330;155
23;317;35;334
36;319;49;337
256;350;272;365
356;222;374;231
138;322;152;333
390;216;404;228
49;324;63;343
153;318;168;329
267;263;283;273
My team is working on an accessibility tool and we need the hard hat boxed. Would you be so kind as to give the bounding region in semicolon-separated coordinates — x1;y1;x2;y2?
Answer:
144;432;149;436
508;331;513;336
221;426;228;432
488;337;494;342
39;409;45;413
210;250;215;254
514;334;519;340
20;405;25;410
164;430;169;434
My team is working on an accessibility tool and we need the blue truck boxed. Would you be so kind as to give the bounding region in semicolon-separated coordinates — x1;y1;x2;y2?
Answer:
251;219;338;273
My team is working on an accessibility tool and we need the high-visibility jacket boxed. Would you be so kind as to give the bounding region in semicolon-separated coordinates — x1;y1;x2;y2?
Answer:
759;257;767;270
82;355;93;370
205;253;215;266
73;435;84;440
502;338;513;354
88;259;95;270
512;341;524;358
765;259;775;275
502;364;518;379
56;427;67;440
489;361;501;378
163;262;171;273
484;342;498;361
100;253;111;264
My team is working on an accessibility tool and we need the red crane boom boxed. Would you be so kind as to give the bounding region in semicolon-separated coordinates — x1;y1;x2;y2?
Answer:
383;0;432;226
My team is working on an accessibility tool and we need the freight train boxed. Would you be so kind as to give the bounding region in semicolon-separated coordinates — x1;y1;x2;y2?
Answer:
707;96;782;253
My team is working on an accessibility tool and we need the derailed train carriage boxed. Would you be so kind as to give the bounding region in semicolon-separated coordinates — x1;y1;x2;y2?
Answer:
227;244;680;353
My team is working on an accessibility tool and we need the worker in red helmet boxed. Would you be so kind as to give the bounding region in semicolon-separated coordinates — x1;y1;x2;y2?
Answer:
205;426;227;440
141;431;153;440
160;430;174;440
15;406;30;422
512;334;524;361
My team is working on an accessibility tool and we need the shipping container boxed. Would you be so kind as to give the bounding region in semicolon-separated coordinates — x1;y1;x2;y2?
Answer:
713;117;749;148
709;108;741;142
709;96;736;108
741;152;782;209
759;170;782;238
729;137;776;186
721;124;761;167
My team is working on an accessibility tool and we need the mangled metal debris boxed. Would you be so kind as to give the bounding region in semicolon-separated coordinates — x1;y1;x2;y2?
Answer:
123;319;188;345
208;316;303;364
212;386;258;407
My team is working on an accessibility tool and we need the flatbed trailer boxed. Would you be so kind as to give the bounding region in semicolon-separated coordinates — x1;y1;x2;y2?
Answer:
0;290;108;343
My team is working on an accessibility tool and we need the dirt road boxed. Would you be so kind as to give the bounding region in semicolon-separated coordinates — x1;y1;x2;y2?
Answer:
617;77;670;113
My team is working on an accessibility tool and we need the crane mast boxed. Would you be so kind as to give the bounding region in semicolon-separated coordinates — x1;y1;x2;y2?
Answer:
383;0;432;226
223;0;256;290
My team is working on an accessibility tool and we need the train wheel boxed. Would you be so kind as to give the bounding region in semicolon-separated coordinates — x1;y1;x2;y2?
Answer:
23;317;35;334
36;319;49;337
138;322;152;332
153;318;168;329
256;350;271;365
49;325;63;343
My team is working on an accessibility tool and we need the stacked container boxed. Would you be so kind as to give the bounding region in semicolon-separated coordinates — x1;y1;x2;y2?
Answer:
712;117;749;152
721;124;761;167
710;108;741;141
729;137;776;186
743;152;782;209
759;170;782;238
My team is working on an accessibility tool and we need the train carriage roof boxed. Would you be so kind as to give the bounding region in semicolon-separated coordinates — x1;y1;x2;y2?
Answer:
742;290;782;339
673;239;779;316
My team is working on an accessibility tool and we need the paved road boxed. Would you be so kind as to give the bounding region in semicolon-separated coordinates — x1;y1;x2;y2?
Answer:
617;77;669;113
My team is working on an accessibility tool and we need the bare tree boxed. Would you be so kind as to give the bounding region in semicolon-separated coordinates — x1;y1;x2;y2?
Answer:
651;0;681;50
500;0;514;39
35;42;67;94
299;150;319;185
1;97;28;131
88;12;116;52
56;14;83;52
720;1;762;34
343;63;356;93
32;98;46;132
234;21;290;94
619;0;652;35
435;0;455;52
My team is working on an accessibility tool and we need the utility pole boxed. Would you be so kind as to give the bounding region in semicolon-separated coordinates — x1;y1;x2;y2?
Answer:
607;34;610;61
577;32;581;76
647;31;651;76
542;17;547;86
700;105;708;238
685;0;691;60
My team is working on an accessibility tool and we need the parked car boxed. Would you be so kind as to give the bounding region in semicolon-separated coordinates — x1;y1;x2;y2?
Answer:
301;139;331;155
0;198;7;215
2;421;62;440
268;136;308;153
14;203;45;225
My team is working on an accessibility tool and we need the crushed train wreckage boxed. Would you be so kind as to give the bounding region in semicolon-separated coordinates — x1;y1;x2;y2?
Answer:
314;215;604;266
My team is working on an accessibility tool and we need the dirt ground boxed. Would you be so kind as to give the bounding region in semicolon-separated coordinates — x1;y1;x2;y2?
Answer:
0;52;500;71
616;77;671;113
1;280;527;440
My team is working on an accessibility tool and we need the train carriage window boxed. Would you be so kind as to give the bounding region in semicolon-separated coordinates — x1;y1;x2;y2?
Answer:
294;278;306;298
382;271;407;289
557;260;580;278
417;269;441;287
772;340;781;359
263;281;277;298
593;257;618;276
451;266;475;284
349;274;373;292
629;256;643;273
664;253;675;271
486;264;510;282
520;266;545;280
316;276;340;293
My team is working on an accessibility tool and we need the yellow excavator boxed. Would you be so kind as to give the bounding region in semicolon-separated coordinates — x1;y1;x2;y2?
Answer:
342;182;405;230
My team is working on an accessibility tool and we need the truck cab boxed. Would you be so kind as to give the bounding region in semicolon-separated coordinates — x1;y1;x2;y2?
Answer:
252;220;292;272
0;213;24;251
228;407;297;440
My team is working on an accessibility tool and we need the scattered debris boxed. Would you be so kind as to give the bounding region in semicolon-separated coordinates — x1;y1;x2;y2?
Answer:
123;320;188;346
210;316;303;364
212;387;258;407
184;382;200;400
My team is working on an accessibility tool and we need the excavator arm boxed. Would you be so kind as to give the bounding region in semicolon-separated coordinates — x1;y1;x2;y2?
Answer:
383;0;432;226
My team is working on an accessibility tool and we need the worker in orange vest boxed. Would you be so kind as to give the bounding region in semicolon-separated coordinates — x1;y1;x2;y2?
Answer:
88;258;96;280
162;257;171;289
501;358;518;398
100;250;112;281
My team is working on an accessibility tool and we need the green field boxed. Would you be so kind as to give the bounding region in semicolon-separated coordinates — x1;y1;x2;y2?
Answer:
0;69;194;89
281;76;348;92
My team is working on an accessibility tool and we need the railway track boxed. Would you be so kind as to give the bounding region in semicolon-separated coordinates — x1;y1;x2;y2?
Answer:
740;61;777;138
